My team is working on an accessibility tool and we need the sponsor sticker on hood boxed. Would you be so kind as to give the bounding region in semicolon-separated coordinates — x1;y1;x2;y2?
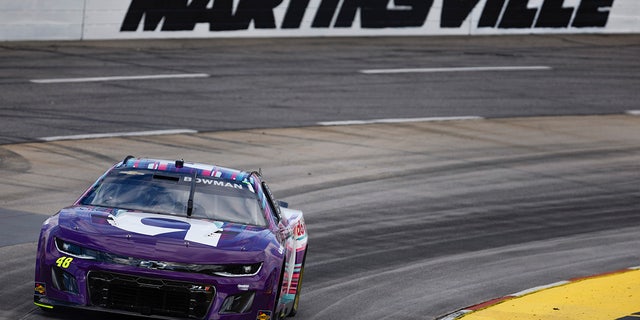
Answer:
107;211;225;247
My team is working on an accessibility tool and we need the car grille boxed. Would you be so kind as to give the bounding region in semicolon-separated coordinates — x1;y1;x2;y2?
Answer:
87;271;215;319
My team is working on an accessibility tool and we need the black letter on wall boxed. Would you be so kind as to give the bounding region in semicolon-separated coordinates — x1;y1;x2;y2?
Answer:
208;0;236;31
499;0;538;28
572;0;613;27
385;0;433;28
441;0;482;28
121;0;213;31
233;0;283;29
282;0;312;28
478;0;506;27
121;0;189;31
334;0;375;28
536;0;574;28
313;0;341;27
334;0;432;28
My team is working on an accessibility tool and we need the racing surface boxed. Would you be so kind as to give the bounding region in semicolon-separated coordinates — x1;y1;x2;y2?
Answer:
1;35;639;144
1;35;640;320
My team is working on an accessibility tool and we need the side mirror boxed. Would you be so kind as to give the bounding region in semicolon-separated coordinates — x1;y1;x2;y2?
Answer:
277;200;289;208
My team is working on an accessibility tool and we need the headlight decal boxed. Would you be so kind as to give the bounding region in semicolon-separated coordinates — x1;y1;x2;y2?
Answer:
55;238;100;260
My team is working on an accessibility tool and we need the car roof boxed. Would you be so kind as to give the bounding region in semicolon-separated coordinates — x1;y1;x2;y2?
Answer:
118;157;252;182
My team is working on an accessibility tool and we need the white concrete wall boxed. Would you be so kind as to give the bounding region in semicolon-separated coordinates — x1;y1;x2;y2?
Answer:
0;0;85;41
1;0;639;41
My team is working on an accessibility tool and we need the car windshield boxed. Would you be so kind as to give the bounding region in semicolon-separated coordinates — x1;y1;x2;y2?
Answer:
79;169;266;226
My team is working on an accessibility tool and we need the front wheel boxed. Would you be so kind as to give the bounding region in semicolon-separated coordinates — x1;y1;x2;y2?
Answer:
288;249;307;317
272;261;287;320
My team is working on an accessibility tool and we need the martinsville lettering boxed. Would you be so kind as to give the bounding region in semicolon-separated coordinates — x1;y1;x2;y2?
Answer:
120;0;614;32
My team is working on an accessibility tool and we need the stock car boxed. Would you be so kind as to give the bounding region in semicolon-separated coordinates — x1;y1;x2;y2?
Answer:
34;156;308;320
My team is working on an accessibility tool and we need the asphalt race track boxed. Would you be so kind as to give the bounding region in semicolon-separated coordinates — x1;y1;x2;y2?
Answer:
1;35;639;320
1;34;639;144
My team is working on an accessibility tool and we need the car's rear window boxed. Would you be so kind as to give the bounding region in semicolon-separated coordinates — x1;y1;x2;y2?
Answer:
79;169;266;226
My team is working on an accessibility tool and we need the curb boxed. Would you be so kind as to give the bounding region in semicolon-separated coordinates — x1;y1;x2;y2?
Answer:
436;266;640;320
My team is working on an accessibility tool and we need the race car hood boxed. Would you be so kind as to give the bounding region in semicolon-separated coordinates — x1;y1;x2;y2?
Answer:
54;206;273;264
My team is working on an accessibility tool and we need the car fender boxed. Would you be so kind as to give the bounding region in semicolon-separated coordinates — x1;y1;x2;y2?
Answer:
278;208;308;309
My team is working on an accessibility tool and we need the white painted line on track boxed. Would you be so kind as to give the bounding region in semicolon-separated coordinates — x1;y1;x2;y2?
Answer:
30;73;210;84
438;310;471;320
317;116;484;126
626;110;640;116
39;129;198;142
360;66;552;74
511;281;569;297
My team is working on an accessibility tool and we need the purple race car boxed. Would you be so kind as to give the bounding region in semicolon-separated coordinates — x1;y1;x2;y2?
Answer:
34;156;308;320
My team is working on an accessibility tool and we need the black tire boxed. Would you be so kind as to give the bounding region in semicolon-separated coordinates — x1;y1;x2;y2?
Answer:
288;248;307;317
272;261;287;320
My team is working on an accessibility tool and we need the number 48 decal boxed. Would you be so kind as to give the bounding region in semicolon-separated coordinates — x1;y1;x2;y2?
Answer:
56;257;73;269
